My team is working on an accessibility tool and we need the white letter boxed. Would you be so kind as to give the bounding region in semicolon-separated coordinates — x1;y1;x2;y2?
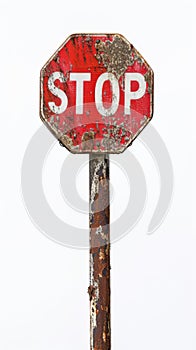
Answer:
95;73;120;116
124;73;146;115
70;73;91;114
48;72;68;114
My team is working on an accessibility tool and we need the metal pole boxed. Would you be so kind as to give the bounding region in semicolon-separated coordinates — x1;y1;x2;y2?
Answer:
89;153;111;350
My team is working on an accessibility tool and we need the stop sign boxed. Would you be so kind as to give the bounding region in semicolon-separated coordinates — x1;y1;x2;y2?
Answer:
40;34;153;153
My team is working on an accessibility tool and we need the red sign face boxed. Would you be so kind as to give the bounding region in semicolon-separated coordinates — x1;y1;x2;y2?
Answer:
40;34;153;153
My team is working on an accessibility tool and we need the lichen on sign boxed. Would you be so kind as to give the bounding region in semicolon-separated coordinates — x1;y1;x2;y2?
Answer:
95;35;134;80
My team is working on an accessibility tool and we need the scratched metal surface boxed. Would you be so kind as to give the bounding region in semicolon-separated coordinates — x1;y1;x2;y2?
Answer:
89;154;110;349
40;33;154;154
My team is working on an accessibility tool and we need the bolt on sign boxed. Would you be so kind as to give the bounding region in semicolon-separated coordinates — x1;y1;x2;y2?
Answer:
40;33;154;350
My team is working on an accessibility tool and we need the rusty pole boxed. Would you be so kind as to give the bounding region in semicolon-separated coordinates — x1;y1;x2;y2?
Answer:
88;153;111;350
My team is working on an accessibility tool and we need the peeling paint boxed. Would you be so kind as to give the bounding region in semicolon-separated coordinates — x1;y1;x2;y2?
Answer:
144;70;153;93
59;134;73;148
82;131;95;152
95;35;134;79
89;154;111;350
90;157;107;206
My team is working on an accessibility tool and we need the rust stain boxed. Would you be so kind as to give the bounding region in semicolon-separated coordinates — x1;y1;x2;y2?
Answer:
95;35;134;79
144;70;153;93
132;47;145;66
59;134;73;149
81;131;95;151
101;119;132;152
89;154;111;350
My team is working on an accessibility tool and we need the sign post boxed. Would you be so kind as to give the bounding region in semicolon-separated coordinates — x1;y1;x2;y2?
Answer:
40;33;154;349
89;154;110;349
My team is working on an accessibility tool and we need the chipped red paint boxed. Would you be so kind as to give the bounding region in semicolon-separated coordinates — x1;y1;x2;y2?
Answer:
40;33;153;153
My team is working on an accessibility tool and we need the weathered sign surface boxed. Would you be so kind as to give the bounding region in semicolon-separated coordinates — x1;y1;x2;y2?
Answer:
40;34;153;153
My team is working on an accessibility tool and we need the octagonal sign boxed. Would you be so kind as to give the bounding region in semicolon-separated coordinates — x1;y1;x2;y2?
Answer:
40;34;154;153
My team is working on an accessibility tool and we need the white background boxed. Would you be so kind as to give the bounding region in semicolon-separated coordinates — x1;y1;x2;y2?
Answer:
0;0;195;349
